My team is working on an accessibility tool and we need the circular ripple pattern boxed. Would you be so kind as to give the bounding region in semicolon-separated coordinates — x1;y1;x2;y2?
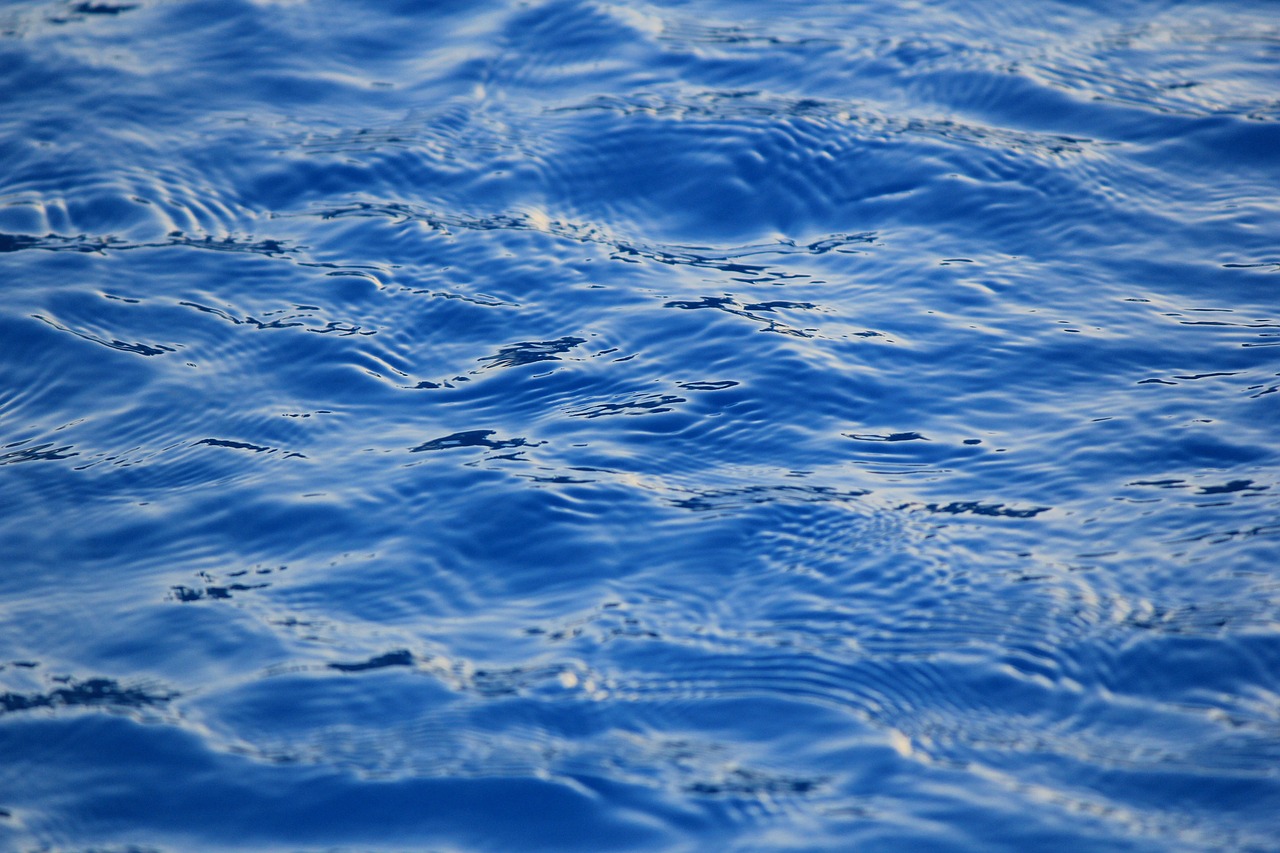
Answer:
2;1;1279;851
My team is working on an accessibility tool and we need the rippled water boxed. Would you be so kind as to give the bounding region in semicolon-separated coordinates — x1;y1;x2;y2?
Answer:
2;0;1279;850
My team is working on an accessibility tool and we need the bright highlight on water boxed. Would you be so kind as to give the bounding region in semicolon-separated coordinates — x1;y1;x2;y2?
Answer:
1;0;1278;850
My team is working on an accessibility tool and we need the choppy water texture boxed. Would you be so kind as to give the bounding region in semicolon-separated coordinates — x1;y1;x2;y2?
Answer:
2;0;1279;850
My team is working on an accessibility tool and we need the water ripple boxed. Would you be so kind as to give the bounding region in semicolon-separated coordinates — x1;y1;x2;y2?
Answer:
3;0;1279;850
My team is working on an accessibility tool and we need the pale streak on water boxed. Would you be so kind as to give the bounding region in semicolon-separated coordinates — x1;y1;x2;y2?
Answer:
1;1;1278;851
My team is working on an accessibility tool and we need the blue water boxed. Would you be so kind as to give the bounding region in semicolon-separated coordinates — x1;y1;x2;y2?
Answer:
2;0;1279;850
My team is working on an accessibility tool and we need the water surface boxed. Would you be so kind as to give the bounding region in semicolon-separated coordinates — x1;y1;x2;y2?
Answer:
2;0;1279;850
